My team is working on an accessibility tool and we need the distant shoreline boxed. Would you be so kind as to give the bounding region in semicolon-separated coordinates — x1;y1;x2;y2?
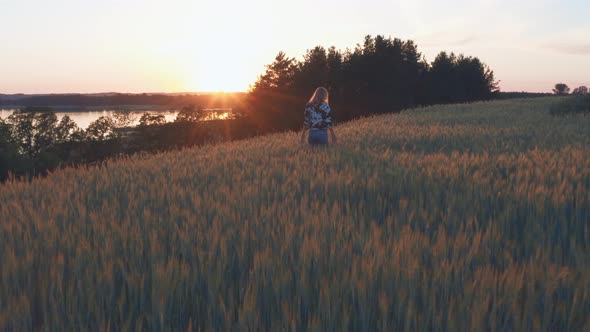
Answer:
0;105;182;112
0;92;247;111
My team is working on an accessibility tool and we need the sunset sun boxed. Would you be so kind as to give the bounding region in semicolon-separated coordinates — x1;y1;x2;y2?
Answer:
185;59;252;93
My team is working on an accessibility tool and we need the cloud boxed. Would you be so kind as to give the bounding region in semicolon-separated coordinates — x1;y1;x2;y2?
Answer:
544;42;590;56
538;24;590;56
447;35;481;46
416;31;483;48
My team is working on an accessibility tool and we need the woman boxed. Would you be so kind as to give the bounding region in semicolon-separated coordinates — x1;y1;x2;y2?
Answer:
300;87;337;145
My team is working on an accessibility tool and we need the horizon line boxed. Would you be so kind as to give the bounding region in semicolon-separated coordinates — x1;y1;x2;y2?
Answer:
0;91;249;96
1;89;568;96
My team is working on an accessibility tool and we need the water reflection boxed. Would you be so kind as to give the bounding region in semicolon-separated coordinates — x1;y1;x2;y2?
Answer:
0;109;230;129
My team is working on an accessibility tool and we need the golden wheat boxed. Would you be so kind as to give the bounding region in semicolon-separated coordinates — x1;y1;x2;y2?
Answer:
1;97;589;331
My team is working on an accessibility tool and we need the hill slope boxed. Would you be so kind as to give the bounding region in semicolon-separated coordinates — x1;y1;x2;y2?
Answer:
1;97;590;330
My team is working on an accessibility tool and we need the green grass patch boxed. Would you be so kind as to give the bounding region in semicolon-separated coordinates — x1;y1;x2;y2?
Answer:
550;95;590;116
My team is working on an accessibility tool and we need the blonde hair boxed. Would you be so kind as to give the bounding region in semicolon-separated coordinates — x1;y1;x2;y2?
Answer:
308;87;329;104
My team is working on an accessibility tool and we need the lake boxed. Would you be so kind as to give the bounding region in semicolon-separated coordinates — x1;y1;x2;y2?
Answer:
0;108;231;129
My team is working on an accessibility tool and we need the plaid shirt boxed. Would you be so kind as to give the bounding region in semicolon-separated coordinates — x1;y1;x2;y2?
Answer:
304;102;332;129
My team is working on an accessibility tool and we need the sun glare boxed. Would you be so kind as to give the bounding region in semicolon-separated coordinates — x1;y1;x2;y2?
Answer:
179;50;255;93
217;112;230;120
187;72;246;93
155;1;275;93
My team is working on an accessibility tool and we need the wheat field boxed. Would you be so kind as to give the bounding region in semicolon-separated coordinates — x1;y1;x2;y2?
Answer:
1;97;589;331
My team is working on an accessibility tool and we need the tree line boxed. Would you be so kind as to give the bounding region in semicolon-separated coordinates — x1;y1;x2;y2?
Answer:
244;35;499;131
552;83;589;95
0;106;254;181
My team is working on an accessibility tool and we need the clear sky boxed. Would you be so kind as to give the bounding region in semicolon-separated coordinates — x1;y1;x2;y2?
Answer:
0;0;588;93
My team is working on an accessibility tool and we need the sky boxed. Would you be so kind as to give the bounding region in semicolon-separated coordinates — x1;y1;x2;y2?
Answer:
0;0;588;93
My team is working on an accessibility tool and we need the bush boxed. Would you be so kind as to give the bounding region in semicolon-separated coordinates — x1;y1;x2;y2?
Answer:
550;95;590;116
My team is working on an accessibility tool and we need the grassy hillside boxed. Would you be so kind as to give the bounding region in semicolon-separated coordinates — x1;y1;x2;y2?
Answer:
1;97;589;331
